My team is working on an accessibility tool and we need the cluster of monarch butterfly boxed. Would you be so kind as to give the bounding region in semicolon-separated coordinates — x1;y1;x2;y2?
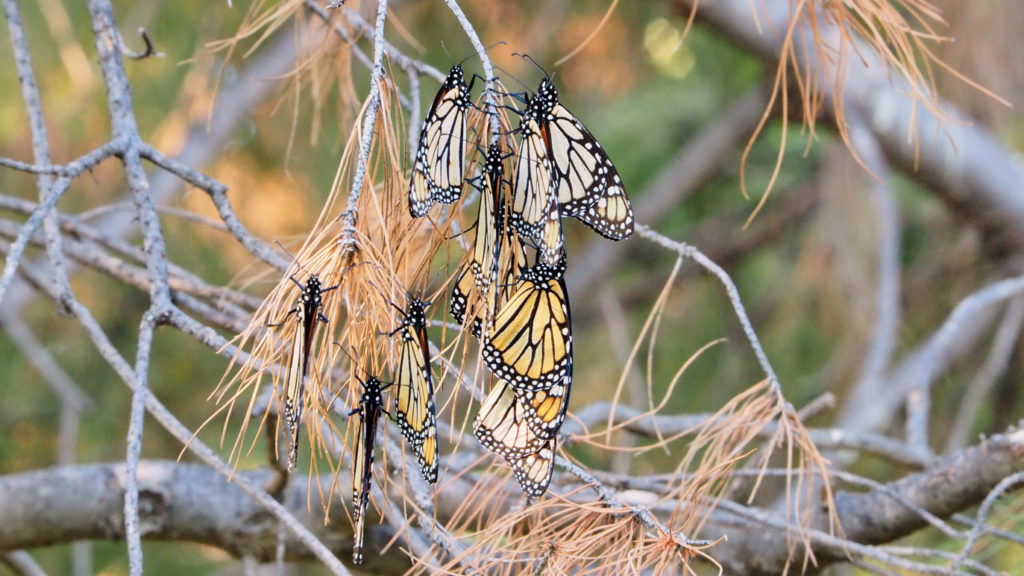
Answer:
274;60;633;565
411;64;634;498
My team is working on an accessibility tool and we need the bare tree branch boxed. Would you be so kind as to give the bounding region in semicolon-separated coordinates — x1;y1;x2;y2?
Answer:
702;427;1024;574
0;462;405;574
669;0;1024;267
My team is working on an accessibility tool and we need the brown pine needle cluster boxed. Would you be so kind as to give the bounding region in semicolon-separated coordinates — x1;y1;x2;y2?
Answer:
436;490;718;576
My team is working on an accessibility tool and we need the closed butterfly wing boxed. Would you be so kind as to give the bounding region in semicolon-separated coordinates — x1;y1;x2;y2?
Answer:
451;145;503;332
409;65;469;217
537;195;565;268
351;377;386;565
392;299;439;483
474;380;558;499
278;274;334;473
474;379;548;459
509;109;554;240
512;441;555;499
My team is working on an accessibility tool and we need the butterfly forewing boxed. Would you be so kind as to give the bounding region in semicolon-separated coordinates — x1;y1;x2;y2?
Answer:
409;65;469;217
509;114;553;240
482;261;572;392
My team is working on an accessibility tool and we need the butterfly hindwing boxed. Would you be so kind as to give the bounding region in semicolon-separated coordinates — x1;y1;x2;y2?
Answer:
512;440;555;499
474;379;548;459
474;380;558;499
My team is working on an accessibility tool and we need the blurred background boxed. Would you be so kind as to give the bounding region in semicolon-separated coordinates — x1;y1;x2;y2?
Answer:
0;0;1022;573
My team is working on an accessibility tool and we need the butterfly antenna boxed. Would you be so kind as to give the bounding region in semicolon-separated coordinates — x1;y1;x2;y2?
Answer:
511;52;550;80
441;40;455;67
453;39;510;67
367;280;407;318
274;240;308;275
493;64;531;94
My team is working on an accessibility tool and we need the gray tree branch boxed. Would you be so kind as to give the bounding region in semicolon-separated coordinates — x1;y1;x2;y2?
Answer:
703;426;1024;574
0;462;407;574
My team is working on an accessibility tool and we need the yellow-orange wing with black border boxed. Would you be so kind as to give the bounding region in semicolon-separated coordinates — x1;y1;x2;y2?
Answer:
391;298;439;483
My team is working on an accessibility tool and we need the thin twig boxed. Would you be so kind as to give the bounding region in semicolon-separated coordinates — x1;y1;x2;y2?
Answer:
950;470;1024;572
337;0;390;257
442;0;499;141
848;116;901;437
634;224;783;394
304;0;413;109
0;551;48;576
945;296;1024;453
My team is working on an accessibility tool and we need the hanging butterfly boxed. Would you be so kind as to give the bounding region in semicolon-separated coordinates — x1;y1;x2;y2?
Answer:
350;374;389;565
451;144;529;337
482;258;572;393
528;77;635;241
271;273;337;473
451;145;504;329
409;64;471;218
474;380;557;498
388;296;439;484
508;91;555;241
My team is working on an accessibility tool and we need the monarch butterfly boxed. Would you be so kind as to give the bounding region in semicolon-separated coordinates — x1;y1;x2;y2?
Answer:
482;258;572;393
409;64;470;217
508;94;555;241
451;145;504;328
273;273;337;473
529;77;635;241
350;374;389;565
389;297;439;483
474;380;558;498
